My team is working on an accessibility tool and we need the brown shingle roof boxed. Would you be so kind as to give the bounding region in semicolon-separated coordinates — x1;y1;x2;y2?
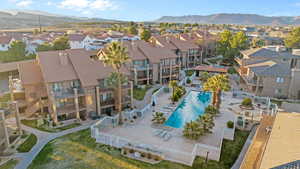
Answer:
18;60;44;85
38;50;79;83
67;49;129;87
0;36;12;44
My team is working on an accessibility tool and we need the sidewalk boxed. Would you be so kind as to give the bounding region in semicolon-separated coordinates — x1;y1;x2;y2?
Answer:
13;120;95;169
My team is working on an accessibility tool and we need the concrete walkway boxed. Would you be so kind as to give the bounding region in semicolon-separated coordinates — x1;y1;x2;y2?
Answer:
133;85;161;109
231;125;258;169
13;120;95;169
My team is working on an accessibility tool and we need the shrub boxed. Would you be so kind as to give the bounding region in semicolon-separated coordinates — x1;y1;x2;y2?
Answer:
227;121;234;129
241;98;253;107
228;67;237;74
141;153;146;158
186;78;191;84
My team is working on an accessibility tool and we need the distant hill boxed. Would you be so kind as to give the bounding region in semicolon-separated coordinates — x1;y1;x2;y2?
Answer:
155;13;300;25
0;10;118;29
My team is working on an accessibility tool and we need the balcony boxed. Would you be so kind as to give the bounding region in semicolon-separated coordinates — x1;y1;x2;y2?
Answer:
133;64;152;71
56;104;86;115
52;88;85;99
100;99;115;106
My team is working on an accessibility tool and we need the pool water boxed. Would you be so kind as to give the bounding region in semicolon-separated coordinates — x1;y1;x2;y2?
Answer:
164;91;211;128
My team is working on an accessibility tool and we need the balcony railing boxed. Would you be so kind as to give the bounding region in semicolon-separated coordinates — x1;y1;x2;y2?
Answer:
56;104;86;115
52;87;85;98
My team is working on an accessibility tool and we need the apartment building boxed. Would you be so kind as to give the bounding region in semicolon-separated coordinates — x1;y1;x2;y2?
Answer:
18;49;133;124
0;110;9;151
122;40;180;85
236;46;300;99
149;35;202;69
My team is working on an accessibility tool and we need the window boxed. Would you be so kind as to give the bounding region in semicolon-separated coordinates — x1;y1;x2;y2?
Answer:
276;77;284;83
71;80;80;88
275;89;282;95
52;83;62;92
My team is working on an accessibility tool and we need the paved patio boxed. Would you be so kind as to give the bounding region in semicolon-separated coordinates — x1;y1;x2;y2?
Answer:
99;88;239;164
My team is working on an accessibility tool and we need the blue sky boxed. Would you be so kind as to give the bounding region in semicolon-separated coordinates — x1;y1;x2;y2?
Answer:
2;0;300;21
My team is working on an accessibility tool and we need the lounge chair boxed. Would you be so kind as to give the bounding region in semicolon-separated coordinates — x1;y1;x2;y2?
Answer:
154;129;163;136
159;131;167;137
164;133;172;141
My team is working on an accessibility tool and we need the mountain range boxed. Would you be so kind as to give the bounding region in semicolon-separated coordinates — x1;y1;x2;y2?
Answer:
155;13;300;25
0;10;117;30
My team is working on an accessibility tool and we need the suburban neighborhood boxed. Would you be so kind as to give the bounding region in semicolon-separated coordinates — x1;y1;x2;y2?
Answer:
0;1;300;169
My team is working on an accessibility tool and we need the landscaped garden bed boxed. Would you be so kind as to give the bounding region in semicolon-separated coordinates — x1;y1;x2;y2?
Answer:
17;133;37;153
0;159;18;169
21;119;81;133
133;85;152;101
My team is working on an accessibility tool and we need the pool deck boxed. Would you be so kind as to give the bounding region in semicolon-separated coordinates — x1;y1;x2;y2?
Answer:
100;88;238;162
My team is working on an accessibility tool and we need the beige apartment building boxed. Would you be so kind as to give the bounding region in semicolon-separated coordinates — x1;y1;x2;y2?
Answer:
150;35;202;69
236;46;300;99
19;49;132;124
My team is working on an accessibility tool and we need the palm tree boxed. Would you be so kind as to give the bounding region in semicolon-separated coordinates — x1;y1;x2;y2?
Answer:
169;80;178;101
152;112;166;124
183;121;204;140
97;42;129;124
205;105;219;116
197;114;215;134
203;74;230;107
200;72;211;82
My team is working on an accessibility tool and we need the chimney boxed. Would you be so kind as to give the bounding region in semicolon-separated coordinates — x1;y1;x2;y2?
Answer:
166;36;170;43
59;51;68;65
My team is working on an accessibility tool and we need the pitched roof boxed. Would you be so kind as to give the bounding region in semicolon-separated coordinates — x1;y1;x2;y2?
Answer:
67;49;129;87
249;61;291;77
38;50;79;83
0;36;13;44
18;60;44;85
193;65;228;73
259;113;300;169
241;48;299;59
68;34;86;42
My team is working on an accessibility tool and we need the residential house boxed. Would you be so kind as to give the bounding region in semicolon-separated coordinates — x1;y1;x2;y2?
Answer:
0;36;15;51
68;34;86;49
236;46;300;99
18;49;133;124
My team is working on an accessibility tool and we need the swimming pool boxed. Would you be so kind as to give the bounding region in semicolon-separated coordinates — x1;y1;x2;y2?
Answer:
164;91;211;128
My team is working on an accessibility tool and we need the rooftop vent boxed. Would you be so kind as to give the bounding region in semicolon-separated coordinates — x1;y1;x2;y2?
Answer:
59;52;68;65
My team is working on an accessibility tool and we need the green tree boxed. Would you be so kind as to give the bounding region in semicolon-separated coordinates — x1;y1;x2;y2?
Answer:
127;26;138;35
285;27;300;49
205;105;219;116
106;72;128;88
36;42;53;52
152;112;166;124
8;41;26;57
52;36;70;50
217;30;248;65
183;121;204;140
169;80;178;101
197;114;215;134
200;72;211;82
97;42;129;124
203;74;230;107
251;37;265;48
140;28;151;42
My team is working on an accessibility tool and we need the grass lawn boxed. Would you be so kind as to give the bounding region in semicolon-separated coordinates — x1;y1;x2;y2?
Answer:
17;134;37;153
133;85;152;101
21;119;81;133
28;129;249;169
0;159;18;169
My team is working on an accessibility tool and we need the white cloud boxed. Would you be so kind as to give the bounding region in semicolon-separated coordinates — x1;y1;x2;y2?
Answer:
59;0;117;11
16;0;33;7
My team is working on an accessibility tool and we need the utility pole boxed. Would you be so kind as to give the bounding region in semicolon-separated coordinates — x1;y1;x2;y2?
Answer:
38;15;42;33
